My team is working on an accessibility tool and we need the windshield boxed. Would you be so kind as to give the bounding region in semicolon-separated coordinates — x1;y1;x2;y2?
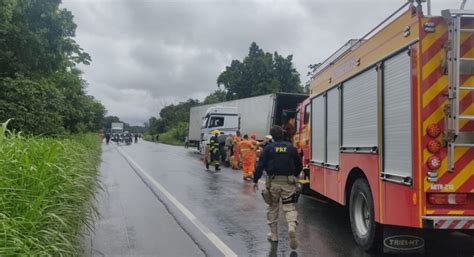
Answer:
208;116;224;128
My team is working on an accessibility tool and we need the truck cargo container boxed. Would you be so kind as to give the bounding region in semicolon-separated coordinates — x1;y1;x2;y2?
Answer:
188;93;307;149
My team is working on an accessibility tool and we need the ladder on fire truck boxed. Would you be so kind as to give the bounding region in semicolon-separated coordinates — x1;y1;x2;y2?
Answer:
443;8;474;172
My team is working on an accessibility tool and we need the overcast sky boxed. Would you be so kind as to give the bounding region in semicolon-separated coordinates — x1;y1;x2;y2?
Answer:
62;0;463;126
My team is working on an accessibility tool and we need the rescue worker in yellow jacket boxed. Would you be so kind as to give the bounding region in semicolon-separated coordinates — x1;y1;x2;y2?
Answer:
207;129;221;171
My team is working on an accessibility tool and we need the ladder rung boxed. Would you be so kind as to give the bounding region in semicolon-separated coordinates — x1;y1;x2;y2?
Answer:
460;86;474;90
459;115;474;120
460;29;474;32
460;58;474;61
454;143;474;148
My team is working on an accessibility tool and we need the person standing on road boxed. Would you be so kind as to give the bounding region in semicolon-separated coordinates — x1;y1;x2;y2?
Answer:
253;125;302;250
239;134;256;181
231;131;242;170
224;134;233;167
207;129;221;171
105;131;111;144
218;132;227;164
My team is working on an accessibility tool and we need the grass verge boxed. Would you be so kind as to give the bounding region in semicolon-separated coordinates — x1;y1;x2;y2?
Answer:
144;132;184;146
0;122;101;256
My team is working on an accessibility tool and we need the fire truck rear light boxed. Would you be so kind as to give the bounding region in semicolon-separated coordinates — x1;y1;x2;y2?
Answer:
427;140;441;153
428;193;468;205
427;155;441;170
426;124;441;138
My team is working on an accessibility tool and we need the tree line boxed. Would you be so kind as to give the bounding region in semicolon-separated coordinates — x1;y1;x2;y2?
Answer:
147;42;304;141
0;0;107;135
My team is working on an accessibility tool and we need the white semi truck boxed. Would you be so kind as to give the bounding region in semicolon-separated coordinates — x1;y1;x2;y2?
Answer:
188;93;307;150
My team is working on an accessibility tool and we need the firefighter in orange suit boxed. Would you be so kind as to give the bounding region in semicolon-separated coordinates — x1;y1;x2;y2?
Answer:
250;133;259;171
240;134;257;180
232;131;242;169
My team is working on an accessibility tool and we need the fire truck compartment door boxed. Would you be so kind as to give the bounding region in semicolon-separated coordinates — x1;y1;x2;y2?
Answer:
342;68;378;148
311;95;326;164
382;50;412;181
326;88;340;166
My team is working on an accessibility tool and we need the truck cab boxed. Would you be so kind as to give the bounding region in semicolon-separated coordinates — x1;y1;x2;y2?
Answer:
200;106;239;151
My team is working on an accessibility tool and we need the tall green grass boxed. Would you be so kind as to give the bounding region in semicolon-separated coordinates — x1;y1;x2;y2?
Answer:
0;122;101;256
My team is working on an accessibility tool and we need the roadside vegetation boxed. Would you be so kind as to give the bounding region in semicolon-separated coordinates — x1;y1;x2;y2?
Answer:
0;122;101;255
0;1;109;255
146;42;304;145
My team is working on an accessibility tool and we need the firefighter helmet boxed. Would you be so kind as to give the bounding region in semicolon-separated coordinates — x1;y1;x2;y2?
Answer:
213;129;220;135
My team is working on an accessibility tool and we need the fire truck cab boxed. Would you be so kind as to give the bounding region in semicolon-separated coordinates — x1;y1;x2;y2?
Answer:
295;1;474;253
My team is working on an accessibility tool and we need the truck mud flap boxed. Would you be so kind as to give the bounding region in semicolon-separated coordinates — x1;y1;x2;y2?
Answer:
383;225;425;254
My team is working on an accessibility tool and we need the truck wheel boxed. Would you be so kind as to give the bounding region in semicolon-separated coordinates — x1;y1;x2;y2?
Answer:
349;178;380;252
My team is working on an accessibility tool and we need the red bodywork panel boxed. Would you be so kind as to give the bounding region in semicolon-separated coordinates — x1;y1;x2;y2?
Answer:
310;153;382;222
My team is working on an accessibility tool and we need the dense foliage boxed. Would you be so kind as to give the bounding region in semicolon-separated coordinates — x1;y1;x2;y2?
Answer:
217;42;303;99
0;122;101;255
147;42;303;144
0;0;105;135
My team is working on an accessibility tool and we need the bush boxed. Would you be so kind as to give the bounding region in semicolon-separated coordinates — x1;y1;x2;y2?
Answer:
0;77;65;135
0;121;101;255
159;130;184;146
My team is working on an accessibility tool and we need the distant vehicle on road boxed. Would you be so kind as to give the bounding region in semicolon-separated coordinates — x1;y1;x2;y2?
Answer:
111;122;124;135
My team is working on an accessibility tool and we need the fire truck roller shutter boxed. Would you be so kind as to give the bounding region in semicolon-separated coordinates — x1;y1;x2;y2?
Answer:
342;68;378;148
312;95;326;164
382;50;412;181
327;87;340;166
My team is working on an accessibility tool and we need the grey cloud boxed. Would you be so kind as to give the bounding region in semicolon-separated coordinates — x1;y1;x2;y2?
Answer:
63;0;462;125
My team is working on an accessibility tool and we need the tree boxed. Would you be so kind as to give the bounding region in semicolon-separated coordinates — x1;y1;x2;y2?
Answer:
0;77;64;135
203;89;227;104
102;116;121;130
217;42;303;99
158;99;199;131
0;0;106;135
0;0;91;78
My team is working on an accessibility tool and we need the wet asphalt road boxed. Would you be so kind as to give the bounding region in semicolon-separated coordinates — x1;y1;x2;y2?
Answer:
86;140;474;257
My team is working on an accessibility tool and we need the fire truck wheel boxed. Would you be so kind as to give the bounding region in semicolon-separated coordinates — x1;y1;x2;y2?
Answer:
349;178;380;252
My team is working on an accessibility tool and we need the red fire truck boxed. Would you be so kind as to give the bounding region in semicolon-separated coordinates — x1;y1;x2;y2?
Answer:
294;1;474;253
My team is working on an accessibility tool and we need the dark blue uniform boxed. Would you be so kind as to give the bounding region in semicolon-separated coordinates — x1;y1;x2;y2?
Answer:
254;139;302;248
253;141;302;183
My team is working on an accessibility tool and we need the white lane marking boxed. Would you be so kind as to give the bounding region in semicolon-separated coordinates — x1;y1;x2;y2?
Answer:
116;147;238;257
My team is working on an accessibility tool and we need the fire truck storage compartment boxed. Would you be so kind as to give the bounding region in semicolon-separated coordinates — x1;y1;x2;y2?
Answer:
382;50;413;183
341;68;378;150
326;88;340;166
311;95;325;164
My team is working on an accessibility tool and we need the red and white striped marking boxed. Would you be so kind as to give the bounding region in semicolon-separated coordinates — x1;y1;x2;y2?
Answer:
433;219;474;229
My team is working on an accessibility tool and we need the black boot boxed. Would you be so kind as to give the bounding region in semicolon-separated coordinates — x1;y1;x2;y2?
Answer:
206;162;209;170
215;164;221;171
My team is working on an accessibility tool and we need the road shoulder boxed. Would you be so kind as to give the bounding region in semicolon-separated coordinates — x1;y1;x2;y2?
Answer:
82;144;205;257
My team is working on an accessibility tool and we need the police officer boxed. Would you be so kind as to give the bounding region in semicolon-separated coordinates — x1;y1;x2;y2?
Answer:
253;125;302;249
208;129;221;171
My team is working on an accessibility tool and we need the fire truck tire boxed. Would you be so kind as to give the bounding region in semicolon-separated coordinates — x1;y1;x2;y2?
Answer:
349;178;381;252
